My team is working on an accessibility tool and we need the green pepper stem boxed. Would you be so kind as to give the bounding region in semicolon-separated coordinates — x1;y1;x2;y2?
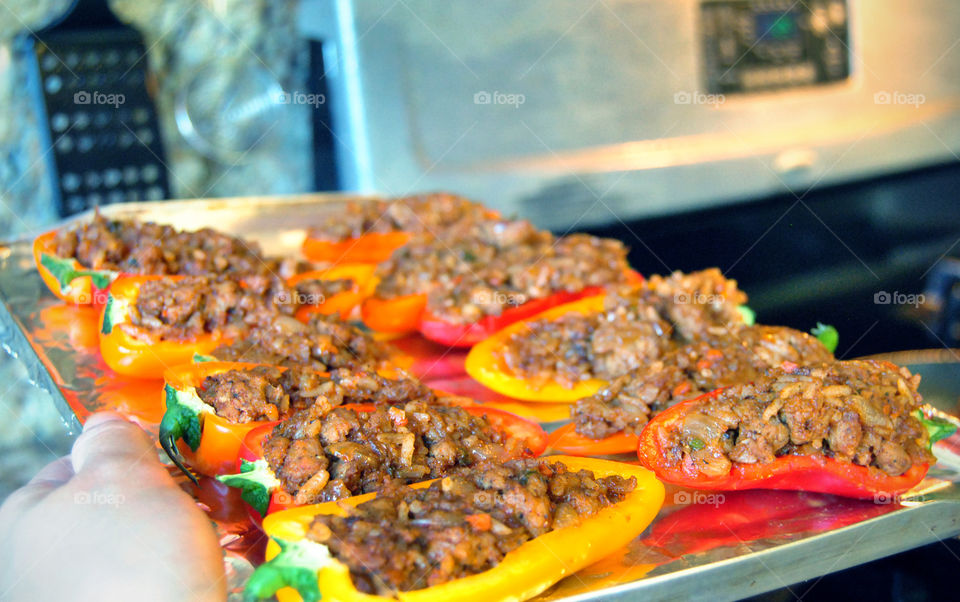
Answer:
243;538;330;602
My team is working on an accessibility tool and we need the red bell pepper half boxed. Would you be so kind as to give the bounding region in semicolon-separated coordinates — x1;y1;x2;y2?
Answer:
637;389;956;500
362;271;643;348
417;285;608;348
220;403;548;519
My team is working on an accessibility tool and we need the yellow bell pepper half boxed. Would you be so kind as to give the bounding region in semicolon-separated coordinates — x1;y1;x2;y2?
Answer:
247;455;665;602
464;296;609;402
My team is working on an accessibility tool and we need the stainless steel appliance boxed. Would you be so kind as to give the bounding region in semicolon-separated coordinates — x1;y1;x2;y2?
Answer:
299;0;960;229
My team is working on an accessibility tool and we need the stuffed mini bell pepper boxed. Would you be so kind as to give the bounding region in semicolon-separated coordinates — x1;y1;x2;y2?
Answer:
362;285;617;348
160;360;451;478
301;193;502;264
466;268;751;403
637;359;956;499
219;400;548;519
244;456;664;602
547;323;839;456
35;212;306;306
289;263;378;321
99;275;289;378
34;229;118;305
361;223;638;347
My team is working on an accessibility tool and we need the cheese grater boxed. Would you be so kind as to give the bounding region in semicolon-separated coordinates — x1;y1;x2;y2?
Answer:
19;0;170;217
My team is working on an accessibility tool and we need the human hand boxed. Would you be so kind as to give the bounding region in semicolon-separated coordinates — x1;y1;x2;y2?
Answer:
0;412;226;601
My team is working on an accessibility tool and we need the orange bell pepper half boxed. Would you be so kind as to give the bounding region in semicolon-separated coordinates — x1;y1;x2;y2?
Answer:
159;361;291;480
290;264;378;321
465;295;609;402
301;231;411;264
245;456;664;602
33;230;117;305
221;402;549;519
547;422;640;456
360;292;427;334
98;275;226;379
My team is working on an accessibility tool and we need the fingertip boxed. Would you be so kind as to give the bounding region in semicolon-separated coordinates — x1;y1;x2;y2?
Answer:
71;414;156;477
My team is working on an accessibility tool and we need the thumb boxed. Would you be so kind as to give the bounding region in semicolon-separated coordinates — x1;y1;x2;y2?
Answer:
71;412;164;480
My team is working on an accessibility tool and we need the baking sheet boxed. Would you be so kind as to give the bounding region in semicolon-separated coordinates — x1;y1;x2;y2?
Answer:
2;194;960;602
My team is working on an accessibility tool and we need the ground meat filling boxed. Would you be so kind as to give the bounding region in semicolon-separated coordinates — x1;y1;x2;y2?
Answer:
263;402;529;506
53;212;306;279
638;268;747;343
198;366;436;424
573;325;835;438
128;275;294;341
660;360;933;478
210;314;389;372
304;459;636;594
374;220;632;325
497;268;743;386
306;193;499;242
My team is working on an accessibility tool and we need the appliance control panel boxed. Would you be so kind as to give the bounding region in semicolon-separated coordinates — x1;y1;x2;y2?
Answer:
701;0;850;94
